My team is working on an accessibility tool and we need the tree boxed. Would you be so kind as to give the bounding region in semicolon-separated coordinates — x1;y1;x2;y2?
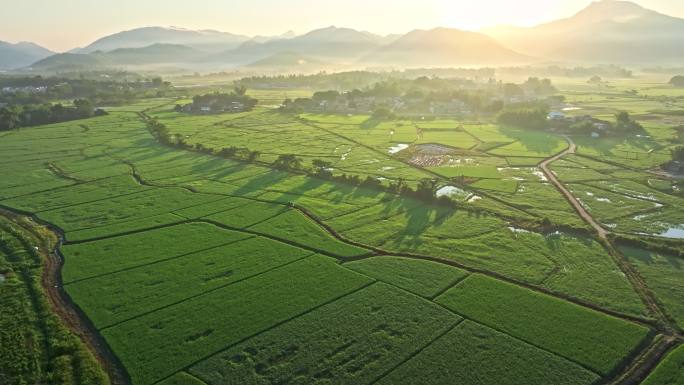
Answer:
502;83;524;99
614;111;642;132
273;154;302;171
669;75;684;88
174;104;183;112
371;107;394;120
522;77;556;96
151;77;164;88
497;103;549;130
0;106;21;130
247;150;261;162
311;159;333;177
73;99;94;118
671;146;684;162
234;84;247;96
416;179;438;199
588;75;603;84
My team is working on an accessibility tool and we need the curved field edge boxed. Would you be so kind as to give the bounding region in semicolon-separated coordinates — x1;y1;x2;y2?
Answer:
0;112;672;382
0;209;111;385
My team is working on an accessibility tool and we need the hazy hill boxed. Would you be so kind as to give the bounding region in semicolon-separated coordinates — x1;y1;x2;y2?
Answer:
26;43;205;72
104;44;202;65
484;0;684;64
245;51;327;72
0;41;54;69
249;31;297;44
27;53;111;72
74;26;250;54
361;28;532;68
212;26;387;65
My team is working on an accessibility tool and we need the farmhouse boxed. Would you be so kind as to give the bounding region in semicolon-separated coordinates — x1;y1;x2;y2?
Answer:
547;111;566;120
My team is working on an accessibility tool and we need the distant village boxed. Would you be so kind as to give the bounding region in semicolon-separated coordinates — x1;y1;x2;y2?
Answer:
280;77;557;118
176;88;258;114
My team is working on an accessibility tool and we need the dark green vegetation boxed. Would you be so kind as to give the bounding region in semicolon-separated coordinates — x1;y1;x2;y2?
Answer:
345;256;467;298
642;345;684;385
0;99;106;130
377;321;600;385
0;216;108;385
621;246;684;330
190;283;460;384
1;70;683;385
436;275;650;375
179;88;257;114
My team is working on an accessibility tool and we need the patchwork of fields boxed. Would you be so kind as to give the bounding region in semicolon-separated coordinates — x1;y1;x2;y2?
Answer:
1;85;683;385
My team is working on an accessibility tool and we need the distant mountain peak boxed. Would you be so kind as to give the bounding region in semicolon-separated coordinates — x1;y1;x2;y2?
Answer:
0;40;54;70
76;26;250;54
483;0;684;64
571;0;650;24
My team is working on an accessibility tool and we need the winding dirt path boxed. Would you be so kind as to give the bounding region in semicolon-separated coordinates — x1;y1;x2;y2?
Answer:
0;207;130;385
539;136;609;239
537;136;684;384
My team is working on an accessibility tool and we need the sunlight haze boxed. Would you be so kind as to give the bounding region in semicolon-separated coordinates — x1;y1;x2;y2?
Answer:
2;0;684;51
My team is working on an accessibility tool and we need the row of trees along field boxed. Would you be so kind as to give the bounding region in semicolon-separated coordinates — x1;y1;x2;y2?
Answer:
0;100;106;131
0;74;173;106
149;118;462;209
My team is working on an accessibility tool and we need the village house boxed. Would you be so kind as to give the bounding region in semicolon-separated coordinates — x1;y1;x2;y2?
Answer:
1;86;48;94
547;111;566;120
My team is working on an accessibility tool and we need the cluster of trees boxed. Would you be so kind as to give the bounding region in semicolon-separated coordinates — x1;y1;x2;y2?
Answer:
613;111;643;132
0;75;172;106
566;112;642;135
669;75;684;88
175;87;257;114
497;103;549;130
671;146;684;162
0;99;106;131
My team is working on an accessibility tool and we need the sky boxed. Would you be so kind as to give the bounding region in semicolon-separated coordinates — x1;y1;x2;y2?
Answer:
2;0;683;52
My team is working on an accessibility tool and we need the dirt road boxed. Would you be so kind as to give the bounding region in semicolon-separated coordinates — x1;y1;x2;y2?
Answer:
539;136;610;239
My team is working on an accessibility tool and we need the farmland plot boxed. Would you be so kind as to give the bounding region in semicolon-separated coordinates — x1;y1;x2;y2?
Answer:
345;256;468;298
101;255;372;385
377;321;600;385
642;345;684;385
436;274;650;375
190;283;460;385
65;236;312;328
61;223;246;282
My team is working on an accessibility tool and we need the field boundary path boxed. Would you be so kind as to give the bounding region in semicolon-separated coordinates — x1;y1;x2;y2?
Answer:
539;136;609;239
538;136;684;384
0;206;131;385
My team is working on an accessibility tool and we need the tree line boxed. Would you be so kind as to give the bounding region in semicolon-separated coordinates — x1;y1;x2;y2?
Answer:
0;100;106;131
0;74;172;106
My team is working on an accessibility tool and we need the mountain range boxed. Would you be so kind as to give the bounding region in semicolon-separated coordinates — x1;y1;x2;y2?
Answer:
0;41;54;69
484;0;684;64
8;0;684;73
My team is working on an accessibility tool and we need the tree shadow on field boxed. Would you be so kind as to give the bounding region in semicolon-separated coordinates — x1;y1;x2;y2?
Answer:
500;126;562;156
361;117;383;130
195;159;249;181
385;203;457;251
232;169;290;196
107;137;183;164
272;177;328;204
